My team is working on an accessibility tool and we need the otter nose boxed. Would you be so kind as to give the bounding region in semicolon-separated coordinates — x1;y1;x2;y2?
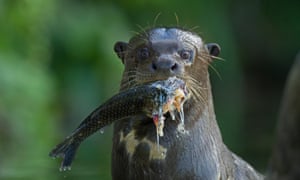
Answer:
151;56;178;72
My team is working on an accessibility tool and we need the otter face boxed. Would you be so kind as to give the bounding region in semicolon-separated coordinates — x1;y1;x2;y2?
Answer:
113;28;221;168
114;27;220;90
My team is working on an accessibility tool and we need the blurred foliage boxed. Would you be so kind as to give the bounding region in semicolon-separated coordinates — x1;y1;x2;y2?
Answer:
0;0;299;179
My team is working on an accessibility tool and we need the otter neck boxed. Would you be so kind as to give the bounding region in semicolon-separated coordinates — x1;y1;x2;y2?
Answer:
185;71;224;148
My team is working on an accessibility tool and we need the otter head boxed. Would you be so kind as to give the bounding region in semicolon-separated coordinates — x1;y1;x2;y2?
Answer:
114;27;220;100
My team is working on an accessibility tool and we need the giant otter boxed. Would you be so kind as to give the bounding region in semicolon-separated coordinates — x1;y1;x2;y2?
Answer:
112;27;263;180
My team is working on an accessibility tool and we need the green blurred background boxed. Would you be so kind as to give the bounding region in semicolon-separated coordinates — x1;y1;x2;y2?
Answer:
0;0;299;179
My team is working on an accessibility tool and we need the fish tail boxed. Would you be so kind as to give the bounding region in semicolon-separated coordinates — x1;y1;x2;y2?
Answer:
49;137;80;171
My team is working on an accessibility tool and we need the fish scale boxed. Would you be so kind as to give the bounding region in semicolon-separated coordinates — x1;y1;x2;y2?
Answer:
49;77;188;171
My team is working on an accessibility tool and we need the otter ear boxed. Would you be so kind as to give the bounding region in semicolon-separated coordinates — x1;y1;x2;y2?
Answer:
205;43;221;57
114;41;128;64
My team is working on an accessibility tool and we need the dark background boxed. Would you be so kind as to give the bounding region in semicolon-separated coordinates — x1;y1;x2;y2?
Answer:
0;0;299;179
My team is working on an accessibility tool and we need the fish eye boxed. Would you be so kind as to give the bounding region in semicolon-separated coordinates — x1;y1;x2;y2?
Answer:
138;47;150;60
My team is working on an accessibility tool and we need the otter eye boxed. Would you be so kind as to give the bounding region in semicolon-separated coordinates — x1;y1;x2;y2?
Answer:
179;50;191;60
138;47;150;60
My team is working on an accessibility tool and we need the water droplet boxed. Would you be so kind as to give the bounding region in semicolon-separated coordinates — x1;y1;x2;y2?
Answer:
99;128;105;134
156;128;160;150
177;123;186;134
170;110;175;120
179;104;184;125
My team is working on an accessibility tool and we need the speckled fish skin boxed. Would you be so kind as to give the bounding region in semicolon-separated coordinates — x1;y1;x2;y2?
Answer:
49;77;187;171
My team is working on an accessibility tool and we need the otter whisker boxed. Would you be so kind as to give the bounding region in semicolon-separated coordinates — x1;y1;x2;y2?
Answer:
136;24;149;39
185;76;208;90
187;80;207;92
210;55;225;61
123;74;137;81
122;73;137;79
153;12;162;28
124;75;137;80
189;86;207;105
198;56;222;80
186;77;207;90
121;72;138;89
135;72;156;78
174;12;180;27
181;75;208;105
201;54;225;62
193;86;207;104
189;26;200;32
186;76;200;85
130;30;142;37
120;79;137;90
124;75;138;80
182;24;189;31
124;70;138;76
127;44;134;50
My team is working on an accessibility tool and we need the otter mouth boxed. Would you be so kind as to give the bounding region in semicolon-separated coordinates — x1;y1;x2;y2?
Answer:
136;73;185;86
142;75;191;103
148;77;190;142
128;74;192;139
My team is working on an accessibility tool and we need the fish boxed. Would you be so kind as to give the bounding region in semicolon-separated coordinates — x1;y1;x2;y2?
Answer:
49;77;189;171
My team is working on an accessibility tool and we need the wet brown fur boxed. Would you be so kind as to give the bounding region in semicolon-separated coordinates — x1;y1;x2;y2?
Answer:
112;27;263;180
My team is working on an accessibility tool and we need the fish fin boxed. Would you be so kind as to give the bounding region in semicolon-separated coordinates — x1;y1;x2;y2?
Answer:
49;137;80;171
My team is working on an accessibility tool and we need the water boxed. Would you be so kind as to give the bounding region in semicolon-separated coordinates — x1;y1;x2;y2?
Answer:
156;130;160;150
157;105;164;149
152;83;188;147
99;128;105;134
170;110;175;120
179;104;185;125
